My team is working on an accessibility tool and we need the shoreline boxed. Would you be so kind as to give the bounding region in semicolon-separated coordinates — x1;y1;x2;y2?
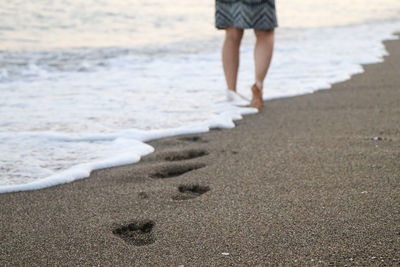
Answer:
2;22;400;194
1;36;400;265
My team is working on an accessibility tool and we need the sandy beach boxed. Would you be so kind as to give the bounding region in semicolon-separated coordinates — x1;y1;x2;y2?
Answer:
1;36;399;266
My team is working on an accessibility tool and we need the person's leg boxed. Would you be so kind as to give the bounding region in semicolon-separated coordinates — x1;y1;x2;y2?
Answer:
251;29;274;108
222;27;244;92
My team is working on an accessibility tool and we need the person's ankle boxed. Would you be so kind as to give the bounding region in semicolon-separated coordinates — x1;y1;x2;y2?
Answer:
255;81;263;90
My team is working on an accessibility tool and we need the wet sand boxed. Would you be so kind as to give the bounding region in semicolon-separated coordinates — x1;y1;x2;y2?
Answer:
1;37;400;266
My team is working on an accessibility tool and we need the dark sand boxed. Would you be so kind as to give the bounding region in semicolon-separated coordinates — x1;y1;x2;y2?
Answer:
1;38;400;266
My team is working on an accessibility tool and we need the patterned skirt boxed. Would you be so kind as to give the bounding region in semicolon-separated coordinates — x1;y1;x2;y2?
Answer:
215;0;278;30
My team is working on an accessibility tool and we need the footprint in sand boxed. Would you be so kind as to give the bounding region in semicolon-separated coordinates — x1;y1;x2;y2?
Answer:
150;162;206;179
150;147;208;178
162;149;208;161
178;135;208;143
172;184;210;200
113;220;155;246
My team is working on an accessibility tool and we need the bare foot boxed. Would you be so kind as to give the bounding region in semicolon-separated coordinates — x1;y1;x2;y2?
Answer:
250;84;263;109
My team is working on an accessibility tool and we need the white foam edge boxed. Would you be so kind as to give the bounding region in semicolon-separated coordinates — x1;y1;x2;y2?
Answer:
0;146;153;193
0;104;257;194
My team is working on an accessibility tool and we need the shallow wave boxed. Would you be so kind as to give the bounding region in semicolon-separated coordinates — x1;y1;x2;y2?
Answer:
0;106;256;193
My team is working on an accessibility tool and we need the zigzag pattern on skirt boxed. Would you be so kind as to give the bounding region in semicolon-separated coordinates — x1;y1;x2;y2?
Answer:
215;0;277;30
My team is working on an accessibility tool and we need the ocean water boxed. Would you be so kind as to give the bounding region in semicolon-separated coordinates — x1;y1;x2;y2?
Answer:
1;0;400;193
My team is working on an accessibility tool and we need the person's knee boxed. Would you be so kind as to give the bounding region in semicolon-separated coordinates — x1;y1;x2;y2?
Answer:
225;27;244;45
254;29;274;39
